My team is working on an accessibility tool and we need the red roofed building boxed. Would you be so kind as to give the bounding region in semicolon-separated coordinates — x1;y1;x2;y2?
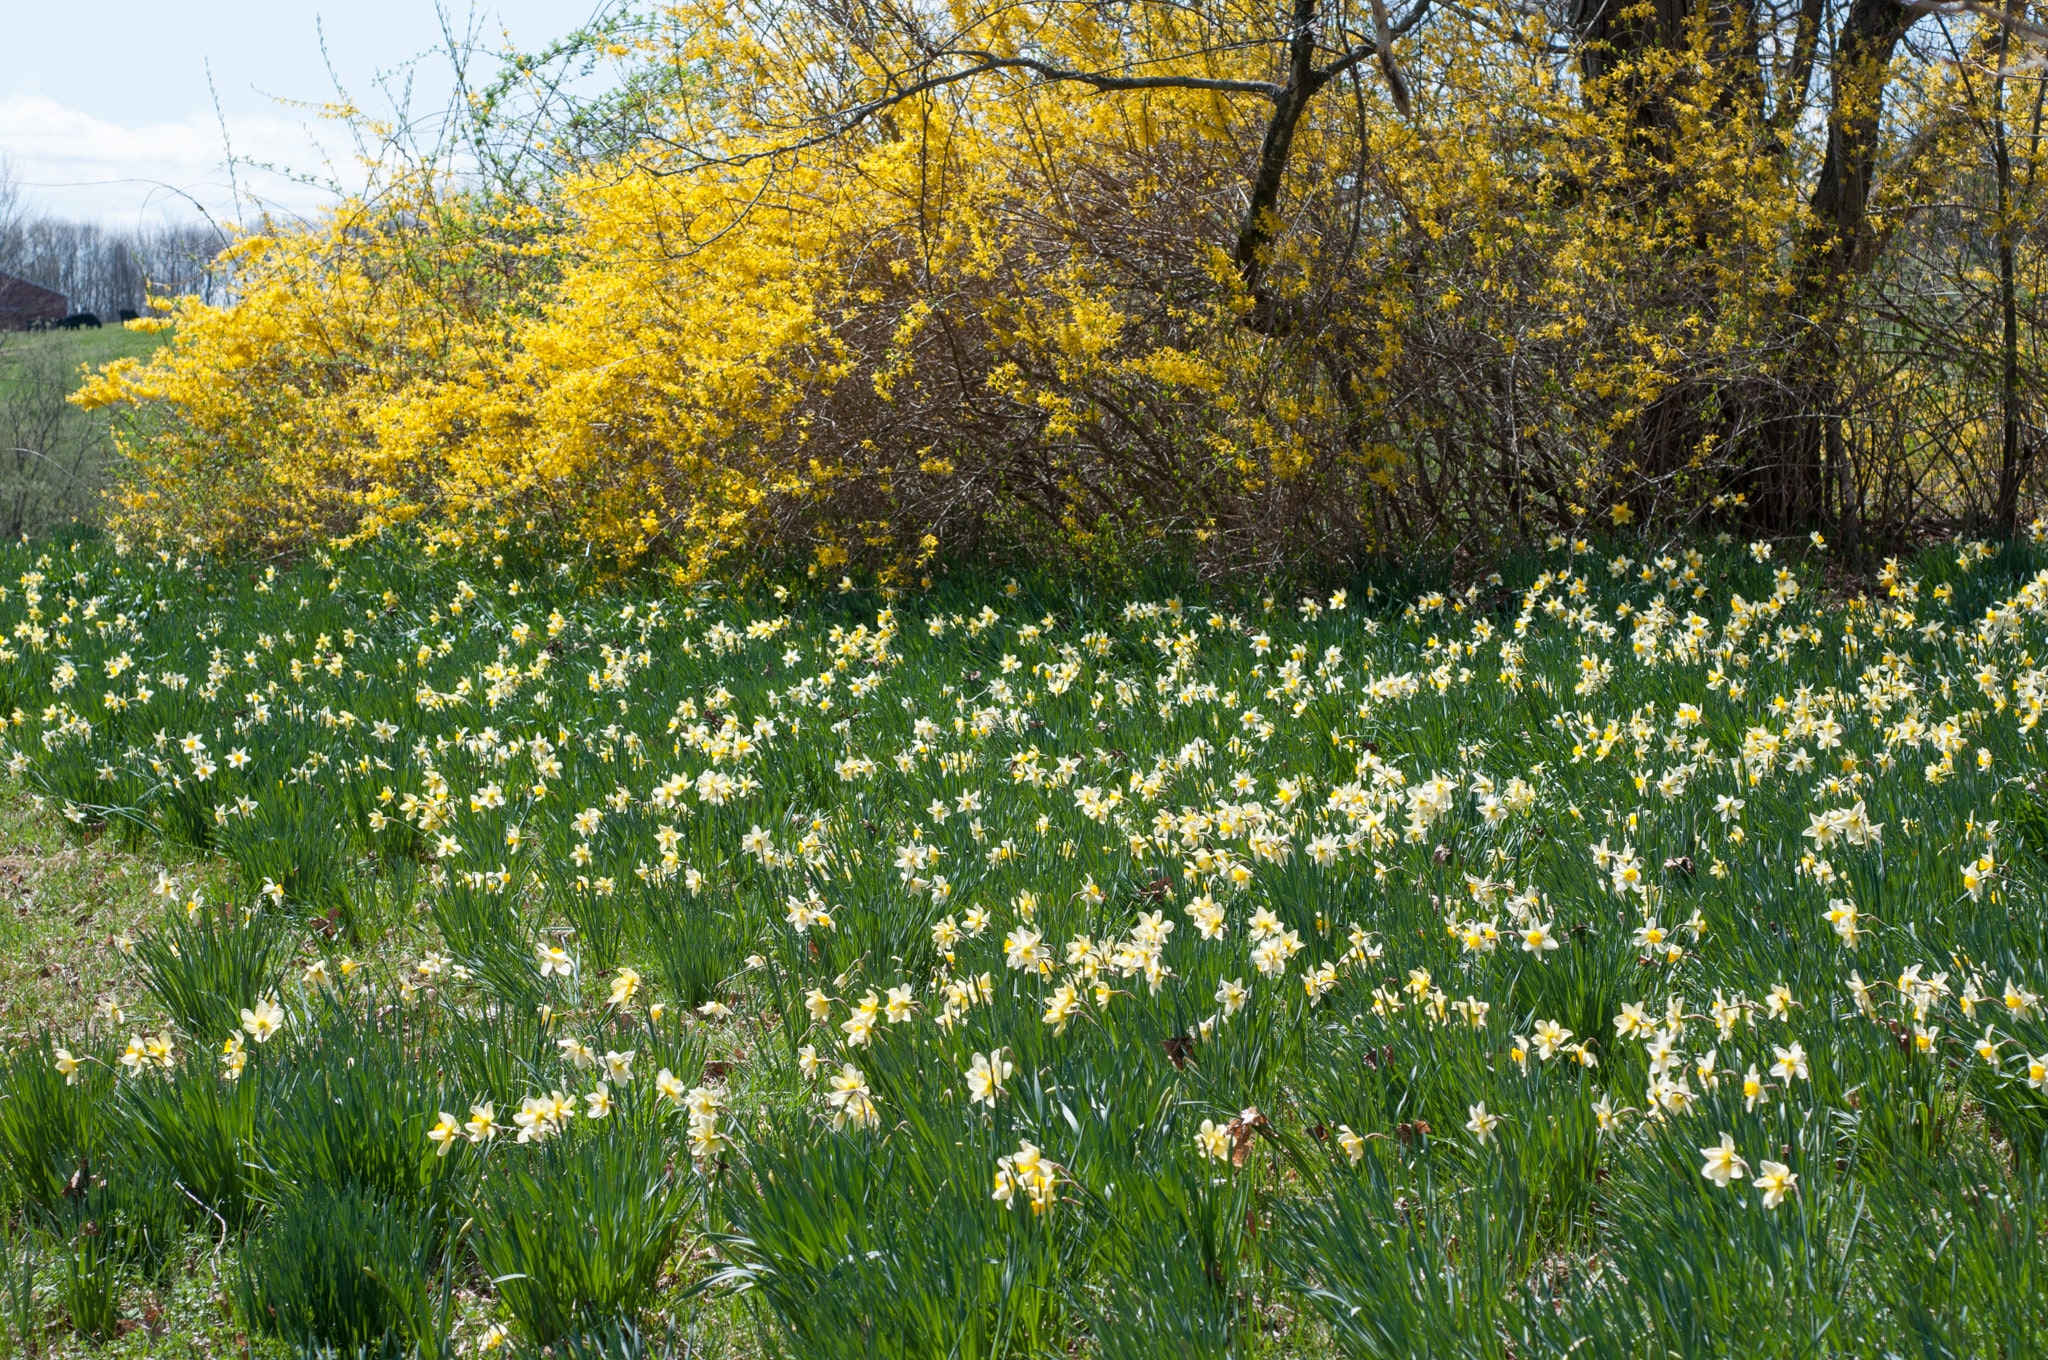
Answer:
0;271;67;330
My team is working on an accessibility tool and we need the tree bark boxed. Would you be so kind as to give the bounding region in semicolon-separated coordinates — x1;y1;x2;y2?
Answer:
1234;0;1325;297
1747;0;1919;531
1992;3;2028;538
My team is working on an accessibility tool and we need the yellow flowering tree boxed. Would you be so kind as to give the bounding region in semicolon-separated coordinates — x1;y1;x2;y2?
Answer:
77;0;2047;578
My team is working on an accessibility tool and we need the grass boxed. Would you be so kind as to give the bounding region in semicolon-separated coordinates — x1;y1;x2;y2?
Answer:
0;325;169;541
0;787;213;1043
0;327;168;387
0;528;2046;1356
0;791;757;1360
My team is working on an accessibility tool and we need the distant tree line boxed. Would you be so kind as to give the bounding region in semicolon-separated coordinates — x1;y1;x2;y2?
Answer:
0;168;227;319
0;167;227;536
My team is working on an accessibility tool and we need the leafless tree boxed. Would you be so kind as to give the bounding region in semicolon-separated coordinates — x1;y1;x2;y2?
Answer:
0;164;230;318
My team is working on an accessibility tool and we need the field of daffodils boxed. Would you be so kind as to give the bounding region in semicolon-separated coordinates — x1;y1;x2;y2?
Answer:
1;530;2045;1358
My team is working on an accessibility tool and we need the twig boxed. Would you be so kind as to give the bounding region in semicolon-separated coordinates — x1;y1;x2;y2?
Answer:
176;1183;230;1260
2;450;90;489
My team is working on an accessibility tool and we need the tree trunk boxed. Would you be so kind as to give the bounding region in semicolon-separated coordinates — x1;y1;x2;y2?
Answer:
1234;0;1324;325
1992;5;2028;538
1567;0;1775;510
1746;0;1918;531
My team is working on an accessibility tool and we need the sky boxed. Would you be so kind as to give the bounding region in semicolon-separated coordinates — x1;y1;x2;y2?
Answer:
0;1;608;227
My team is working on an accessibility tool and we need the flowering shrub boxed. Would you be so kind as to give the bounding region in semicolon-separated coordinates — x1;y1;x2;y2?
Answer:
70;2;2048;582
2;528;2048;1350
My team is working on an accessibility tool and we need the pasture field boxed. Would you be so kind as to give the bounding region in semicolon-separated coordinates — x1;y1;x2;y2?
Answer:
0;325;168;376
1;528;2047;1358
0;325;168;541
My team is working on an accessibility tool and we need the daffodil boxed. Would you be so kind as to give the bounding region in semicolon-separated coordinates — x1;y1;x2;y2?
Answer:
825;1064;878;1131
993;1141;1059;1213
1043;983;1082;1033
240;996;285;1043
1754;1159;1797;1209
965;1049;1012;1107
1699;1133;1748;1188
428;1111;463;1155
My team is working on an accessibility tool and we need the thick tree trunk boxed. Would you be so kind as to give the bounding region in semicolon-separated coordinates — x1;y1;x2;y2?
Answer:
1745;0;1918;531
1992;9;2029;538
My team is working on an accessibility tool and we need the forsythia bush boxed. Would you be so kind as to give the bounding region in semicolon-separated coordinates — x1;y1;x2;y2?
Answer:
76;1;2044;580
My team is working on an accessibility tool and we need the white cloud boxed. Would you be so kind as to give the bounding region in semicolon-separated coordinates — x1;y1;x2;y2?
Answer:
0;94;348;226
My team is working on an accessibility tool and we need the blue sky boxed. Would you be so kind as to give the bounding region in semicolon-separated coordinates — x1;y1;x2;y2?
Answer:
0;1;606;225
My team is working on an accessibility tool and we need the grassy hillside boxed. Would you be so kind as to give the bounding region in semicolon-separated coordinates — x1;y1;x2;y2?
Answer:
0;325;169;539
1;530;2046;1356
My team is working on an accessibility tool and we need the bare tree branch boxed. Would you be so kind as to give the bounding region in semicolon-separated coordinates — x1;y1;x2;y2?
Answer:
1909;0;2048;42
